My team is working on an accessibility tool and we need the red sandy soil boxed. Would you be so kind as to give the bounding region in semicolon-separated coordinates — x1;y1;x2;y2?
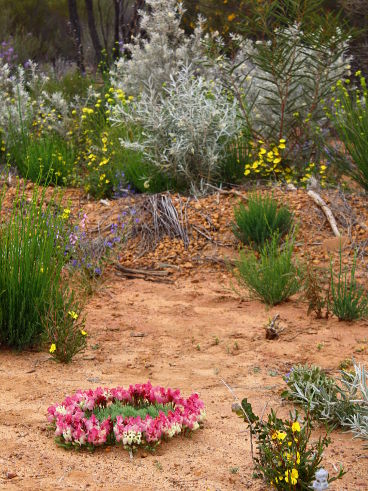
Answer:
1;184;368;490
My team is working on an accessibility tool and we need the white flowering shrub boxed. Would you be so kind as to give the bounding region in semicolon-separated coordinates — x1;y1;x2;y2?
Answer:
110;66;241;191
0;59;74;141
111;0;209;97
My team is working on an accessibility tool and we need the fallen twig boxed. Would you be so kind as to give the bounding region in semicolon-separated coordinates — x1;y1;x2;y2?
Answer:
115;264;174;283
307;190;341;237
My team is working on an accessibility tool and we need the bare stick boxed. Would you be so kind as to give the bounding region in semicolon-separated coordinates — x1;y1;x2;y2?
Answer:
221;378;255;463
307;190;341;237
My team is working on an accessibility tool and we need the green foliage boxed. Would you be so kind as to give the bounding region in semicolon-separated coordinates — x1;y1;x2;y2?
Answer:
232;193;293;249
329;251;368;321
233;399;345;489
10;132;76;185
327;75;368;191
44;294;86;364
212;0;350;175
93;402;174;423
0;183;72;349
43;71;93;101
234;235;302;305
217;135;252;186
283;362;368;446
121;147;180;194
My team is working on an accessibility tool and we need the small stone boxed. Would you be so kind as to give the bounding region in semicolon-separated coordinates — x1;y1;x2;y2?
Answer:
130;332;145;337
6;472;17;479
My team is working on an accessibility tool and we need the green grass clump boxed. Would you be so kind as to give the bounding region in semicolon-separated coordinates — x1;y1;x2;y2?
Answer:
0;183;73;349
232;193;293;250
329;252;368;321
93;402;174;422
10;132;76;185
234;235;302;305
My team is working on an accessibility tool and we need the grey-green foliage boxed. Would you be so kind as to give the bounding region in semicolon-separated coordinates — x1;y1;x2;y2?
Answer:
209;0;350;167
234;234;302;305
93;402;173;423
283;362;368;447
111;66;241;192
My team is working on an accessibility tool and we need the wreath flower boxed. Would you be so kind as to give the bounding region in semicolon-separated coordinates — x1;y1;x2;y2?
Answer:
47;381;205;451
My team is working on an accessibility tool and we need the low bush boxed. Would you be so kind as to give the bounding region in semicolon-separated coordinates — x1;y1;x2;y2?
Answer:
44;291;86;364
233;398;345;489
329;252;368;321
303;262;329;319
111;66;241;192
0;183;76;349
234;235;302;305
283;361;368;446
232;193;293;249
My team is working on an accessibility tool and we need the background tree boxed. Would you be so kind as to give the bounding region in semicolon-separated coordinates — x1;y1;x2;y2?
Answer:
68;0;85;73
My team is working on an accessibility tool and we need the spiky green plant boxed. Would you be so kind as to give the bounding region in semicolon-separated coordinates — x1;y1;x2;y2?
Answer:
234;234;302;305
232;193;293;249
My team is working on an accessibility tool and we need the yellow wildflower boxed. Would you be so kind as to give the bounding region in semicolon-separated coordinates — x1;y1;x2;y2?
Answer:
49;343;56;353
285;468;298;485
277;431;287;441
292;421;301;433
68;311;78;320
81;330;87;336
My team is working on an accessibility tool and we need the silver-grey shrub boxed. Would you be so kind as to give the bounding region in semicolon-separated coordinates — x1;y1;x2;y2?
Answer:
110;66;241;191
283;362;368;447
111;0;209;97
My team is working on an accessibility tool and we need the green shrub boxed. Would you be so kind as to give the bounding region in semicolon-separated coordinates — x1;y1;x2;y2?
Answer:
232;193;293;250
329;252;368;321
328;75;368;191
44;291;86;363
233;399;345;489
0;183;74;349
234;235;302;305
10;132;76;185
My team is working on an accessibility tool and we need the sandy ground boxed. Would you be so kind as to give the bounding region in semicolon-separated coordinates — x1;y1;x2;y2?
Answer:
1;269;368;490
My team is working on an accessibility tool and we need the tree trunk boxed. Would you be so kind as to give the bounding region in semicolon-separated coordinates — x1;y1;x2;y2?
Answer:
113;0;120;60
119;0;145;55
68;0;85;73
85;0;103;64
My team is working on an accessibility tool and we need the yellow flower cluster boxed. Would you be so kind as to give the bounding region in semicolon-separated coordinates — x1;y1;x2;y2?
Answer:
244;138;328;187
244;139;291;178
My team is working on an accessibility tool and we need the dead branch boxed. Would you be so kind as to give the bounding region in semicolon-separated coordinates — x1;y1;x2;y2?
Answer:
307;190;341;237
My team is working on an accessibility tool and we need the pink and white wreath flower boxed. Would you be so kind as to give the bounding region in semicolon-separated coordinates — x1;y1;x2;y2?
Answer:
47;381;205;451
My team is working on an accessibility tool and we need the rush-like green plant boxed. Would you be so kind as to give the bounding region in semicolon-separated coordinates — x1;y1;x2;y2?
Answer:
232;193;293;249
234;235;301;305
329;251;368;321
0;183;73;349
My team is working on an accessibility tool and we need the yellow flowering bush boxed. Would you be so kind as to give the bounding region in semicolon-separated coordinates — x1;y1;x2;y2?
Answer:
244;138;328;187
233;399;345;489
44;291;86;364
